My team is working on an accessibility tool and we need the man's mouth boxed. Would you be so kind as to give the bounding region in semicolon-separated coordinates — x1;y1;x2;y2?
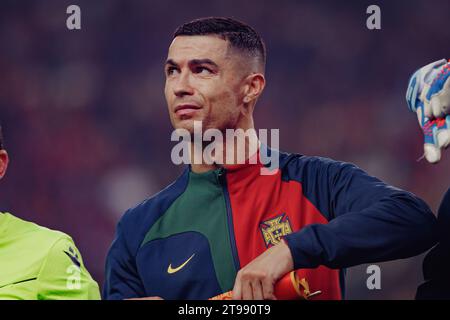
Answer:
174;104;202;116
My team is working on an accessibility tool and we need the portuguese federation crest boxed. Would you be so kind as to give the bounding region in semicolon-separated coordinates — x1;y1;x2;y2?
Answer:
260;213;293;247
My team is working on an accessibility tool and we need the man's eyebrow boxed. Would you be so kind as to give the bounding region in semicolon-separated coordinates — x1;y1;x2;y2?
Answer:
165;58;219;69
189;59;218;68
165;59;178;67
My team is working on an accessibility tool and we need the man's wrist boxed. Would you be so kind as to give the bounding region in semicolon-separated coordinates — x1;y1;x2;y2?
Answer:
278;238;294;272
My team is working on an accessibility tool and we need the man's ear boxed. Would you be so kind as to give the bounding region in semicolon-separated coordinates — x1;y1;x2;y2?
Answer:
0;150;9;180
242;73;266;105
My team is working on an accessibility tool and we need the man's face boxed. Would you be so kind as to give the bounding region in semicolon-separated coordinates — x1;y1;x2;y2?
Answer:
164;35;245;133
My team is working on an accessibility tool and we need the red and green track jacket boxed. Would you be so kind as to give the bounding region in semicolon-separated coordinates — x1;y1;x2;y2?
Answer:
104;147;437;300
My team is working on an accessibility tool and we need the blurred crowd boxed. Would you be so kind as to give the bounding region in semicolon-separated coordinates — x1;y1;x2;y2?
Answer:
1;0;450;299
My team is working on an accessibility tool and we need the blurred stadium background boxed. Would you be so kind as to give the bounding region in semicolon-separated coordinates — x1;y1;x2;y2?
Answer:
1;0;450;299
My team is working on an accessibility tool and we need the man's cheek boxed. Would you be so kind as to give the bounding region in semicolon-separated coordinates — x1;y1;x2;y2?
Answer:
218;91;238;114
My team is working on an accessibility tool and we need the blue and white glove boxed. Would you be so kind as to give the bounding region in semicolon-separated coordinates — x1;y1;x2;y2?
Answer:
406;59;450;163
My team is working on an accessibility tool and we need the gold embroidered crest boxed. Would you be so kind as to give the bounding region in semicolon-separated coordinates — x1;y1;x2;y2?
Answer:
260;213;292;247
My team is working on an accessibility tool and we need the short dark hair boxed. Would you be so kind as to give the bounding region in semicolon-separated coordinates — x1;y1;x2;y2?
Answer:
173;17;266;71
0;126;3;150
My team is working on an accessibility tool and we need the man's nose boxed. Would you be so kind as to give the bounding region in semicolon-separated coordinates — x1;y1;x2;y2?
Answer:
173;72;194;97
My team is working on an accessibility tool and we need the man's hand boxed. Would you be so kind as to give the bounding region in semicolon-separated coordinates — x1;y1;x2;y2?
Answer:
406;59;450;163
232;240;294;300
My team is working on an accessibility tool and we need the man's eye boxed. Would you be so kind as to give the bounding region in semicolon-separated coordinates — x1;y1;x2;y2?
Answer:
166;67;179;76
194;66;213;74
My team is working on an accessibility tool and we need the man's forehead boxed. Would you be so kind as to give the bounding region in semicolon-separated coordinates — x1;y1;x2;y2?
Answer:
167;35;230;63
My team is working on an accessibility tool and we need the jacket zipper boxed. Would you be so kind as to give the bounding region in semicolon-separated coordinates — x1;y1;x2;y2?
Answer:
217;168;241;272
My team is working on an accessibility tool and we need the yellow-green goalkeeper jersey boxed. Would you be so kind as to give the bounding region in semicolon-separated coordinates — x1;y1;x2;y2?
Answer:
0;212;100;300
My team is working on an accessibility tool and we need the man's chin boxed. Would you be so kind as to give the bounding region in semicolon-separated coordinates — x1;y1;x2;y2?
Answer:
173;119;198;135
174;120;194;134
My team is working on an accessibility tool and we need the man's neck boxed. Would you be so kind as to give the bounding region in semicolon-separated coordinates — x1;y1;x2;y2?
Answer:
190;126;260;174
